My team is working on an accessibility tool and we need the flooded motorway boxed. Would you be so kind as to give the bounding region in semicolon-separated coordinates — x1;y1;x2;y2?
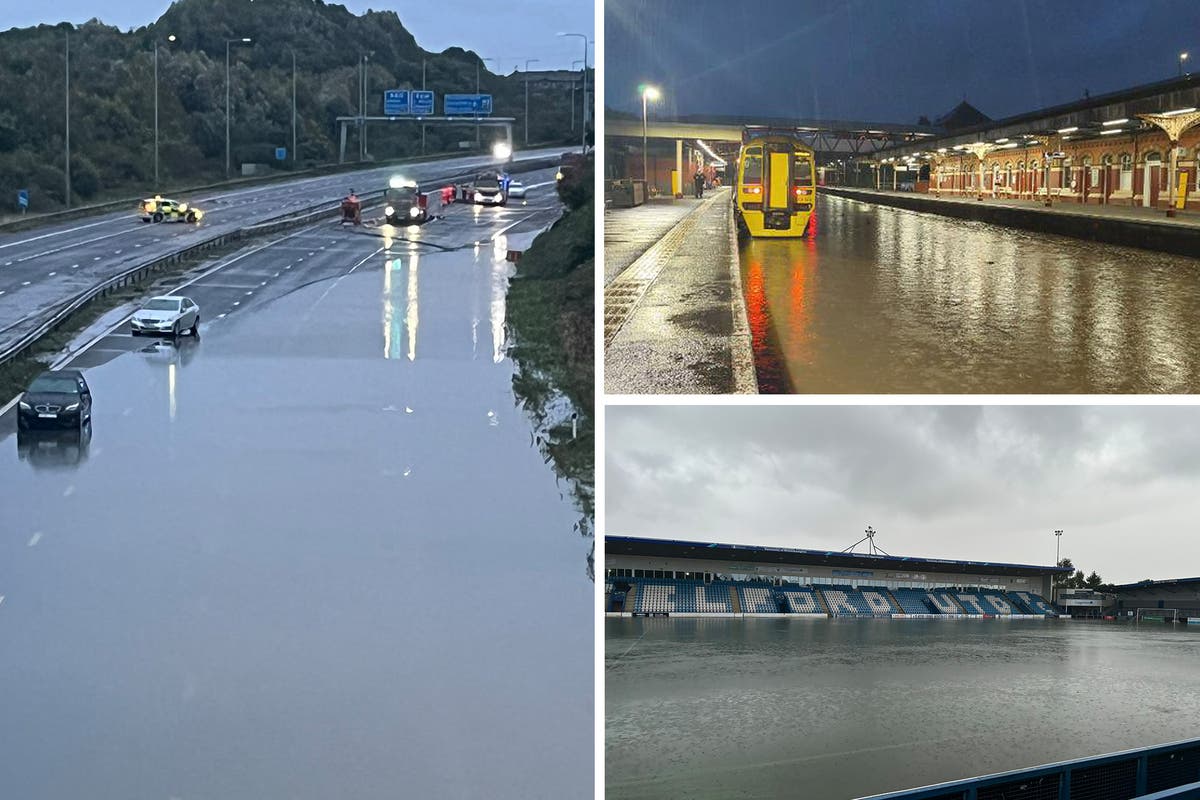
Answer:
742;194;1200;393
0;169;593;799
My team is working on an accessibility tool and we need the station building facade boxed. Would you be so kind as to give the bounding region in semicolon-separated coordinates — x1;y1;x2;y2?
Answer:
929;128;1200;211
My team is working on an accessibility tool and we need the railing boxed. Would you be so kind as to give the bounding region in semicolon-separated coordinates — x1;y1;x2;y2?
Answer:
858;737;1200;800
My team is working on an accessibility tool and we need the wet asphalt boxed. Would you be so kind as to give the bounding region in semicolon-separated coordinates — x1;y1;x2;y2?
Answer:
0;168;593;799
0;148;566;354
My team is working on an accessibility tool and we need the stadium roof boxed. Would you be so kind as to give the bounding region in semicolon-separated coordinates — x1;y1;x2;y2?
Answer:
1111;577;1200;591
607;536;1072;578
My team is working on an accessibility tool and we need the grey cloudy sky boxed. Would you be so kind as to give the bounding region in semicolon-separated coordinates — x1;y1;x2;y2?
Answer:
607;405;1200;585
0;1;592;71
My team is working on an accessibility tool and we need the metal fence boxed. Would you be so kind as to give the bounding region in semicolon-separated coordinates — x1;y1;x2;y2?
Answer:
859;738;1200;800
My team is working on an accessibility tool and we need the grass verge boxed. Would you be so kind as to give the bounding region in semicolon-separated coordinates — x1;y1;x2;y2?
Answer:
506;187;595;575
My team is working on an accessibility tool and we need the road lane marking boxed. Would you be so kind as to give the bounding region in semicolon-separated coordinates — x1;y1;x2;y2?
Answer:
28;532;42;547
0;214;137;250
32;225;319;377
0;596;5;608
233;301;240;306
21;280;30;285
63;485;75;497
71;264;79;268
93;256;101;261
48;271;56;276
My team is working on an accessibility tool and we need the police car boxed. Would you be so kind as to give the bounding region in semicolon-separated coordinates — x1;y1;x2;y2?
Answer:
139;196;204;224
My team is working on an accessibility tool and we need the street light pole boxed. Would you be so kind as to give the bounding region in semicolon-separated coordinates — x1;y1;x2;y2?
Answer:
570;59;583;132
476;57;498;150
225;37;252;179
523;58;539;146
154;34;177;190
559;32;588;152
1181;52;1189;77
64;30;70;208
292;50;297;167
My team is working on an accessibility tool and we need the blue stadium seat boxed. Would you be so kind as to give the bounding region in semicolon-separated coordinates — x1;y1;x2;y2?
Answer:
738;584;780;613
633;579;733;614
779;587;824;613
818;585;895;616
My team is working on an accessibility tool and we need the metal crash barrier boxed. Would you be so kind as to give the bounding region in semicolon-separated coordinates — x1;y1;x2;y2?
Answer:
858;737;1200;800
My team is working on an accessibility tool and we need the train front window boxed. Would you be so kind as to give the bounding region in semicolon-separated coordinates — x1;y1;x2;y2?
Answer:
794;158;813;185
743;154;763;183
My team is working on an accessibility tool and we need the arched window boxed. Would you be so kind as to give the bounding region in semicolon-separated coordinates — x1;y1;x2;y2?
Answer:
1143;151;1162;164
1063;156;1075;190
1119;153;1133;192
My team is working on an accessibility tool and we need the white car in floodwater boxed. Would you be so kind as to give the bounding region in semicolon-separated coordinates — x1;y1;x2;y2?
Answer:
131;295;201;338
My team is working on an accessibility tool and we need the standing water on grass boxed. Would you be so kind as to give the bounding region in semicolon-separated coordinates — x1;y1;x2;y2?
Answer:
606;618;1200;800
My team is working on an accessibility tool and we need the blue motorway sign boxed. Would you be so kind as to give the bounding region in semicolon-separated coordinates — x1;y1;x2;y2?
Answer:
411;90;434;115
444;94;493;116
275;147;287;161
384;89;410;116
17;189;29;209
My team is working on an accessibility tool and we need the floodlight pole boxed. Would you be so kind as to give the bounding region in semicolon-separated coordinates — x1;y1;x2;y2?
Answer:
1054;530;1063;604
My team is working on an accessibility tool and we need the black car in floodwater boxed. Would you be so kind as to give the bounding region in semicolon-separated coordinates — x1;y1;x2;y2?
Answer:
16;369;92;432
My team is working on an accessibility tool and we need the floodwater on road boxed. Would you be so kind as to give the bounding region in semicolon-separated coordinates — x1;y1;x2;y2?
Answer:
606;617;1200;800
0;212;592;799
742;195;1200;393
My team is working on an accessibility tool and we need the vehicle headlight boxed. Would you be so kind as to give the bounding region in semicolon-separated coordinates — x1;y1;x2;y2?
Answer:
492;142;512;159
409;206;420;217
385;206;395;216
474;192;484;202
556;171;564;181
18;401;30;410
65;402;79;411
179;203;188;211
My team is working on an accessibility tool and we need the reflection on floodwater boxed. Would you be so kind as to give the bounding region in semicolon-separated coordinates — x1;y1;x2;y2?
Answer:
16;424;92;470
741;196;1200;393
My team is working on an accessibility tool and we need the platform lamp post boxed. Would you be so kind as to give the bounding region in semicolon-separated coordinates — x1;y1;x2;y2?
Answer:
1180;52;1189;77
1028;134;1060;207
225;37;252;179
639;84;660;186
961;142;999;200
559;32;589;153
153;34;177;191
523;58;539;146
1137;109;1200;217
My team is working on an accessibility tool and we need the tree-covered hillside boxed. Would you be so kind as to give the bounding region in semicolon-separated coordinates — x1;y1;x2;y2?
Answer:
0;0;592;212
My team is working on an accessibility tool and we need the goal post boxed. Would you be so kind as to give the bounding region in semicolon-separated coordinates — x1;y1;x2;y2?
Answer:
1136;607;1179;623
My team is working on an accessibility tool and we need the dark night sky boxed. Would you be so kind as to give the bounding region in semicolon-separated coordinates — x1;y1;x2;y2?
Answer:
605;0;1200;124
